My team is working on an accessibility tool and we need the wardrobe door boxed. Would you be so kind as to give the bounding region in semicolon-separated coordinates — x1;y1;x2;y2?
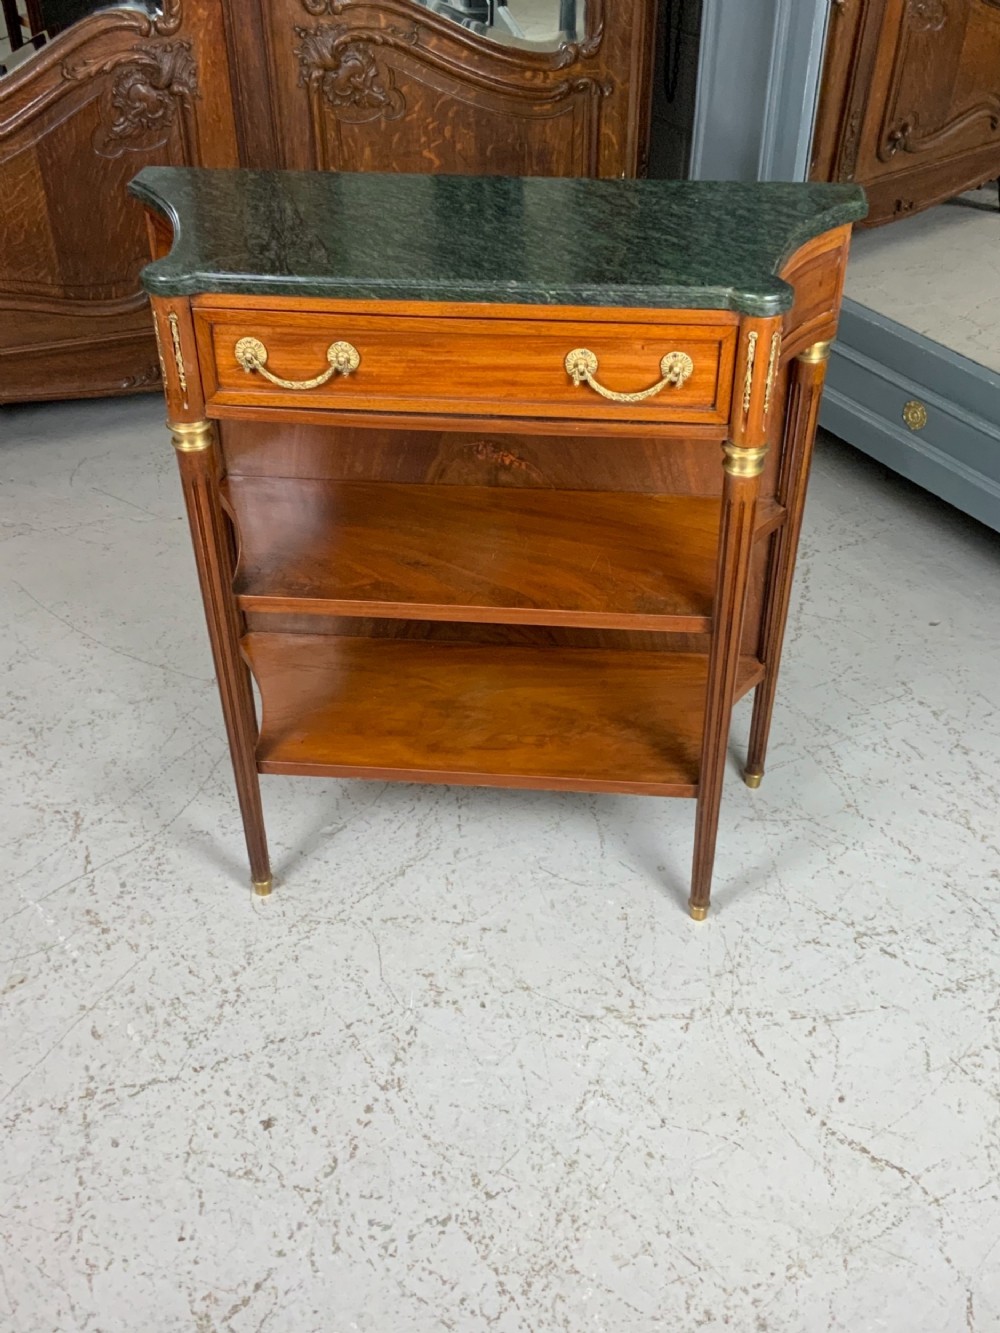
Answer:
220;0;656;179
812;0;1000;226
0;0;238;405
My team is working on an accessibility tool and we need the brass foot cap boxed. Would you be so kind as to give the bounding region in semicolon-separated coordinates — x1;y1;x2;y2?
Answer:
743;770;764;790
252;877;273;898
689;903;709;922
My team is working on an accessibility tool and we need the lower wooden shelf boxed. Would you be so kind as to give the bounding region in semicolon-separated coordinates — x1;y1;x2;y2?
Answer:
246;632;765;797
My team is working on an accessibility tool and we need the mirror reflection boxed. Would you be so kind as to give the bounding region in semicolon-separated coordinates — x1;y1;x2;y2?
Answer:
0;0;156;75
417;0;585;49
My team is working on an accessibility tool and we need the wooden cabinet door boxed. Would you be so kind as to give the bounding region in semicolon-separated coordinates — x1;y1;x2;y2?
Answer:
811;0;1000;226
0;0;238;405
220;0;657;179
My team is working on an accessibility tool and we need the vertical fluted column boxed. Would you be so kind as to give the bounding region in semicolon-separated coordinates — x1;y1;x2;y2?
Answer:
689;444;767;919
744;339;832;789
171;420;272;895
688;316;781;919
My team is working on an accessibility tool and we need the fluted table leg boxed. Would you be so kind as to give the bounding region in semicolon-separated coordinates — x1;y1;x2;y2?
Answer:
171;420;272;896
745;340;832;789
689;441;767;920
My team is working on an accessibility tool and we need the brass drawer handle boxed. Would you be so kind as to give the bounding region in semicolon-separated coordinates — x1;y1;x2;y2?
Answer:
234;336;361;390
565;348;695;403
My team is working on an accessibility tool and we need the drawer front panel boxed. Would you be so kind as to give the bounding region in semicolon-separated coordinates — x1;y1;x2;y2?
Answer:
196;310;738;425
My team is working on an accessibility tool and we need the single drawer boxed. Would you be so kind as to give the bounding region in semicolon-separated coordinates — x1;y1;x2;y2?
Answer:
194;308;739;425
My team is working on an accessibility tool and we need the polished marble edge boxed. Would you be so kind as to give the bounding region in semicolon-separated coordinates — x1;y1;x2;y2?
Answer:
129;168;867;317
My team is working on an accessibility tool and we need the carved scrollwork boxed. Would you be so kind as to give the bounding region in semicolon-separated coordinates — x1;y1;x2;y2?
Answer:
295;26;414;121
553;3;606;66
907;0;947;28
121;362;164;390
150;0;184;36
63;41;199;158
300;0;605;67
883;117;914;155
877;0;1000;163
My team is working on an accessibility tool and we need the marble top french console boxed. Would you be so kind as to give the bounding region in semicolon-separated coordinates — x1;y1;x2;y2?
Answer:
131;167;866;918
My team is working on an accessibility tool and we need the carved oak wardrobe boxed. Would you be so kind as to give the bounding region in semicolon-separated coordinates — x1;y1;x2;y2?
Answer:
0;0;658;404
811;0;1000;226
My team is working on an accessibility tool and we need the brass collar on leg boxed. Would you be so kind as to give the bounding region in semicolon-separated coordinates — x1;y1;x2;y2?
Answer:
798;339;833;364
723;443;769;478
169;420;214;453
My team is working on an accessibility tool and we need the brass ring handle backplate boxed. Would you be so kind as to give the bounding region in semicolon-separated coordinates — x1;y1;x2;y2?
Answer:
565;348;695;403
235;336;361;390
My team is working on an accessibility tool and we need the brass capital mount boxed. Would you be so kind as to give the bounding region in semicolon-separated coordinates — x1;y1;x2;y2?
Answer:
169;420;215;453
723;443;769;478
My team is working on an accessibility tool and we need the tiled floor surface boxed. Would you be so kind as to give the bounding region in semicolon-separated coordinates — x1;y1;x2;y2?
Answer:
846;187;1000;372
1;395;999;1331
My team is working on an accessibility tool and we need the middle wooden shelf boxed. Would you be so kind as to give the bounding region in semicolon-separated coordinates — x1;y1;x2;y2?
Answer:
224;477;784;631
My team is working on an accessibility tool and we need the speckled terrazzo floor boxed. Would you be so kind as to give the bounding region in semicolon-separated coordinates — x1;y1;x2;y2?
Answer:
2;395;999;1332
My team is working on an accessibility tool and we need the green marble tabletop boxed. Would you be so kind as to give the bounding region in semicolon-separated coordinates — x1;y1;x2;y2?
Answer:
129;168;867;318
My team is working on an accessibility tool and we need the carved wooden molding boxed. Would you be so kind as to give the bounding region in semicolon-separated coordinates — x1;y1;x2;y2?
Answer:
63;40;199;158
150;0;184;37
881;99;1000;159
297;21;610;176
830;0;879;181
0;288;151;314
907;0;947;30
877;0;1000;162
296;0;606;70
295;19;612;110
120;361;164;389
0;3;190;135
295;25;414;120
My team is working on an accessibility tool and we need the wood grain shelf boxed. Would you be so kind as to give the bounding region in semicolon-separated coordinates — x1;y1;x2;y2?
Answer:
226;478;784;631
246;632;765;794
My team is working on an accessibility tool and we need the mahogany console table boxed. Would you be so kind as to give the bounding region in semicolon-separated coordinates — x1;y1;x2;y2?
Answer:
131;168;866;918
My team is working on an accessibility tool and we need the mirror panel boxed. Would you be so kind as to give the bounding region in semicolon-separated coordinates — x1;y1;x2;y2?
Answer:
417;0;586;50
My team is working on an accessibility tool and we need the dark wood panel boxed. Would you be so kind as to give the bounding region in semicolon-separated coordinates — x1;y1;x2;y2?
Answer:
3;0;658;404
812;0;1000;226
247;631;764;794
256;0;657;179
0;0;239;405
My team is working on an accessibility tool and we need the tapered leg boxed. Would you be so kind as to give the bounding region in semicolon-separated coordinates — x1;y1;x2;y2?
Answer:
171;420;272;895
745;341;831;789
689;444;766;919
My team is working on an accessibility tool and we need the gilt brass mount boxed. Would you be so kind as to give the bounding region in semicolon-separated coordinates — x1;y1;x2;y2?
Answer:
902;399;928;432
235;337;361;390
169;420;214;454
565;348;695;402
798;340;833;364
723;443;769;478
